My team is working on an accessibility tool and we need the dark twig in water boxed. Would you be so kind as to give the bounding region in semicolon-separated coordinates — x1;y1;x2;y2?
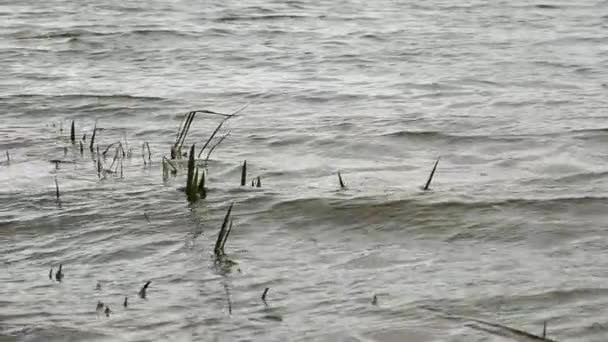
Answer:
55;264;63;282
240;160;247;186
214;203;234;257
5;150;10;165
338;172;346;189
49;267;53;280
256;176;261;188
139;281;151;299
79;141;83;155
372;294;378;305
70;120;75;144
144;212;151;223
123;296;128;308
423;158;440;191
542;321;547;338
261;287;269;305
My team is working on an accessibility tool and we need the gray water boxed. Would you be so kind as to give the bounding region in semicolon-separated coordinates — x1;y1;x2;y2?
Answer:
2;0;608;341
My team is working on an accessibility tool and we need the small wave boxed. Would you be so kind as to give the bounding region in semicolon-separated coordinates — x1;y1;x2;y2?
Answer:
2;93;167;102
214;14;310;22
535;4;561;9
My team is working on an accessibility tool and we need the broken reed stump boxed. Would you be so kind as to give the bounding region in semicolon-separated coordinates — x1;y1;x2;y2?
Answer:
338;172;346;189
139;281;151;299
70;121;75;144
240;160;247;186
5;151;9;165
256;176;261;188
214;203;234;257
423;158;440;191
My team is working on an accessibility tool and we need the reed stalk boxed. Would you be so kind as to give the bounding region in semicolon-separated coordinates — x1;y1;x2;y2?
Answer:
198;170;206;199
214;203;234;257
186;145;198;202
5;151;9;165
70;121;75;144
240;160;247;186
89;122;97;152
338;172;346;189
204;131;230;161
138;281;151;299
423;158;440;191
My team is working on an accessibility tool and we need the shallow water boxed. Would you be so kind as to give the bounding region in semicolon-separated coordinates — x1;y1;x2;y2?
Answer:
2;0;608;341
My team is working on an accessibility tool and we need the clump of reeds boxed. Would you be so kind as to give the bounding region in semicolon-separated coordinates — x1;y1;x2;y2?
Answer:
214;203;234;257
423;158;440;191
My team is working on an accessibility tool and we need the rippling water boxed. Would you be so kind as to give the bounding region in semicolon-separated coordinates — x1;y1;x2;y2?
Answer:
2;0;608;341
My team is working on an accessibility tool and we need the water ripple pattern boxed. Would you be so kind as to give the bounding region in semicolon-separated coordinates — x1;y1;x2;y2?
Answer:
1;0;608;341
